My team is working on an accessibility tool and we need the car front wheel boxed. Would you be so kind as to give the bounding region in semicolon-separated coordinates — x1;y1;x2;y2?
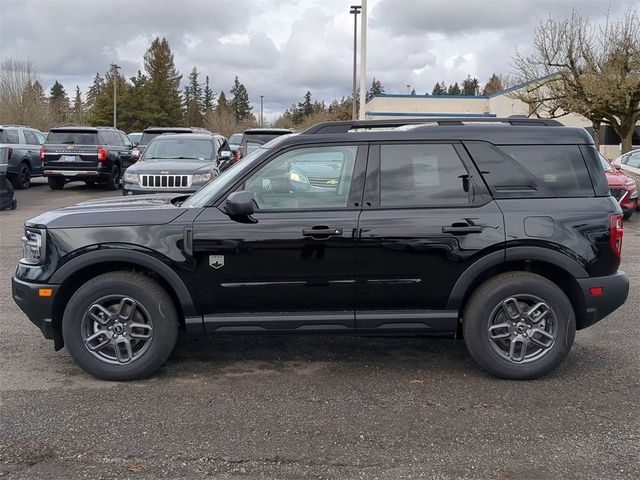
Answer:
62;271;178;380
463;272;575;380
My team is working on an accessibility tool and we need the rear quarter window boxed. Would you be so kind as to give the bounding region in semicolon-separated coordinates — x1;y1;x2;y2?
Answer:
3;129;19;144
465;142;594;198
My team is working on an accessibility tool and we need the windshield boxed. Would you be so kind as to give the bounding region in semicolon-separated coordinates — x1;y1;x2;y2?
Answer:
128;133;142;143
598;153;613;172
143;138;214;161
229;134;242;145
183;147;267;207
47;131;98;145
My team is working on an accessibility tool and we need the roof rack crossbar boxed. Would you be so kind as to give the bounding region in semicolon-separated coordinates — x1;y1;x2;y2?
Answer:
303;117;562;134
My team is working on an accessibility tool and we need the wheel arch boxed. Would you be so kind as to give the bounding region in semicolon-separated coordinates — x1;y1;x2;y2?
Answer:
448;247;589;330
50;250;198;345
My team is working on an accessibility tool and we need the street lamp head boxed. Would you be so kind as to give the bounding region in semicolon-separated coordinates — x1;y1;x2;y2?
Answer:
350;5;361;14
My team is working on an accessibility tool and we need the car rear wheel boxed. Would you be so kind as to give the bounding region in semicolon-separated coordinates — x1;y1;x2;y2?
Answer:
104;165;121;190
47;176;65;190
463;272;575;380
62;271;178;380
12;162;31;189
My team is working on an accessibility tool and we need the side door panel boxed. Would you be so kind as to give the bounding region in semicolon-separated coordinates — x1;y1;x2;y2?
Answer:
192;143;368;333
355;142;505;333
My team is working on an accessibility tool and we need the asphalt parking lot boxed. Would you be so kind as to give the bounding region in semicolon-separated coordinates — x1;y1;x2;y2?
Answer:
0;178;638;480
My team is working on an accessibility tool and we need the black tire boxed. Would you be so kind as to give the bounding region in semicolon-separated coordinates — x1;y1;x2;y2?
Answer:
62;271;178;380
84;180;96;187
463;272;576;380
47;176;65;190
11;162;31;189
104;164;121;190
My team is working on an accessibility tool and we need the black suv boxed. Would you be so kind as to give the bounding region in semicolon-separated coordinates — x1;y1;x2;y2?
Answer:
12;118;629;381
42;126;134;190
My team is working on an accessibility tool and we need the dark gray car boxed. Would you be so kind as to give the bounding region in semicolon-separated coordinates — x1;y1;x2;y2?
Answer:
0;125;46;189
122;133;233;195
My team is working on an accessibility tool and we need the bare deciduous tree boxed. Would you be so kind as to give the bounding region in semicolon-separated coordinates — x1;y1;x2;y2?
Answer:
0;58;51;129
512;6;640;152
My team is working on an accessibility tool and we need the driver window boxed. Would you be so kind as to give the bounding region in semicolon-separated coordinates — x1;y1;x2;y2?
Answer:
244;146;358;210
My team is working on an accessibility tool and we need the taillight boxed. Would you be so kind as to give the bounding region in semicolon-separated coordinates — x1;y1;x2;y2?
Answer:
97;147;108;161
8;147;13;159
39;147;45;160
610;214;624;260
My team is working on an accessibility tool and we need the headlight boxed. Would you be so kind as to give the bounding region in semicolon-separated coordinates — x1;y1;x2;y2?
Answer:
290;171;309;183
631;189;638;199
123;172;139;183
21;229;43;265
131;148;140;158
193;172;212;183
625;178;636;186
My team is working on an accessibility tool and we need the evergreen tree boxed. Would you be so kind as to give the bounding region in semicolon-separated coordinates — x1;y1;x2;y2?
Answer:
202;75;214;113
229;76;252;122
216;90;230;113
367;78;385;101
143;36;183;125
482;73;504;95
71;85;85;124
300;91;313;116
447;82;461;95
184;67;203;126
431;82;447;95
49;80;70;124
86;73;103;113
119;71;154;132
22;80;49;130
461;75;479;95
89;70;128;127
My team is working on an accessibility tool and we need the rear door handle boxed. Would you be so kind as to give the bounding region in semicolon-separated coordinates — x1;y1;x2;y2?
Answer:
302;226;343;238
442;225;483;234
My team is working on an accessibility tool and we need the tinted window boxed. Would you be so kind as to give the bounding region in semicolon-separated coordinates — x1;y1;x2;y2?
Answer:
4;129;19;144
47;130;98;145
24;130;39;145
33;131;46;145
244;146;358;210
380;144;470;207
500;145;594;196
120;132;133;148
144;138;214;161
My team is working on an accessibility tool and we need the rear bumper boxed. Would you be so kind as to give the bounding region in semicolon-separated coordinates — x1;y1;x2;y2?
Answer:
12;276;62;348
44;170;100;177
576;270;629;329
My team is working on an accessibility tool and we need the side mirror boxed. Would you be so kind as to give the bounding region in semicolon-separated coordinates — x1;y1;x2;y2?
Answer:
225;191;256;219
219;150;233;160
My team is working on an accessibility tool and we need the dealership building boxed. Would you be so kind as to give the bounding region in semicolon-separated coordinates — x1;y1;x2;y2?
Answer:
365;82;639;159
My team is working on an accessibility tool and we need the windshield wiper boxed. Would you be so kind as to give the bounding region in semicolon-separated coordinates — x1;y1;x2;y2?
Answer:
61;141;75;144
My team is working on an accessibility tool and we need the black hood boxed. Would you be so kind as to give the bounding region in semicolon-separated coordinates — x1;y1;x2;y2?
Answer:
25;194;190;229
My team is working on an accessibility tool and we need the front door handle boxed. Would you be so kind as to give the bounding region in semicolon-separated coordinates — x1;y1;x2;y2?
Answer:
442;224;483;235
302;226;343;238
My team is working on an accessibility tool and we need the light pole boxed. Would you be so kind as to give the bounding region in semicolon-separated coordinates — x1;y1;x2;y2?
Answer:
350;5;361;120
358;0;367;120
110;63;121;128
260;95;264;127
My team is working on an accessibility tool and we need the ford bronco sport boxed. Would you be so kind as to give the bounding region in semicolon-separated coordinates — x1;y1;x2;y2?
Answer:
12;118;629;380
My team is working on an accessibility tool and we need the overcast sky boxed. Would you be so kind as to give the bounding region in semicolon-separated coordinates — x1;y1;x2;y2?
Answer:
0;0;632;120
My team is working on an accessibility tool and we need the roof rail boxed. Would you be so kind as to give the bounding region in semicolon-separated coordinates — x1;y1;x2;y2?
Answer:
303;117;563;134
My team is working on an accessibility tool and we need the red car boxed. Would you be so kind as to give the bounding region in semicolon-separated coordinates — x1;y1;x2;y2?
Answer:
600;153;638;219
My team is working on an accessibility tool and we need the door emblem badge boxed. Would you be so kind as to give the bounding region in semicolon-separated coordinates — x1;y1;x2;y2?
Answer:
209;255;225;269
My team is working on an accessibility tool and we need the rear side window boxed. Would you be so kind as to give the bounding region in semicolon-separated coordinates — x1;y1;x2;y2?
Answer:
4;129;19;144
139;132;161;146
465;142;594;198
47;130;98;145
24;130;39;145
380;144;470;207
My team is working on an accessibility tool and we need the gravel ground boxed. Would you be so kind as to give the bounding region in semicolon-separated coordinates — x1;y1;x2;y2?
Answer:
0;178;638;480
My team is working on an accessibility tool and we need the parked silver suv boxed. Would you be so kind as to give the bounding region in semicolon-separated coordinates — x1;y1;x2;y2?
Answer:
0;125;46;189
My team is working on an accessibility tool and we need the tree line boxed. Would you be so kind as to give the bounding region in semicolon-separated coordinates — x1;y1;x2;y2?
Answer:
0;37;256;137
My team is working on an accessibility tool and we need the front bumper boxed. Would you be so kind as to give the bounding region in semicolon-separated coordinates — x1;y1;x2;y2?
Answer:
122;183;199;196
12;276;62;348
576;270;629;329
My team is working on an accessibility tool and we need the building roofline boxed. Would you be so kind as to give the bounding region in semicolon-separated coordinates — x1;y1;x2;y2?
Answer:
366;111;496;118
